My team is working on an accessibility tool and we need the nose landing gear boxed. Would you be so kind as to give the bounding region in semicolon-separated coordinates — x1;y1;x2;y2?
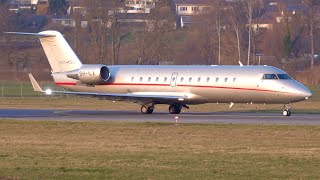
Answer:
282;104;291;116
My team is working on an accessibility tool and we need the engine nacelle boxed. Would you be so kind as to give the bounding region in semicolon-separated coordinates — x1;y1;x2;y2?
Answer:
67;64;110;84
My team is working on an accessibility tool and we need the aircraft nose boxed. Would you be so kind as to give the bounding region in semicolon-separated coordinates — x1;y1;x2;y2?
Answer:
303;89;312;100
295;84;312;100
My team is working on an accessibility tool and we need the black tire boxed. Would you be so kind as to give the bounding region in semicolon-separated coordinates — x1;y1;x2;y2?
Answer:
282;110;291;116
169;104;181;114
141;105;153;114
287;110;291;116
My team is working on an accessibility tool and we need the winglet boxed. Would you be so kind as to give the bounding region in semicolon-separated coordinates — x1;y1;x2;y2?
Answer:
28;73;43;92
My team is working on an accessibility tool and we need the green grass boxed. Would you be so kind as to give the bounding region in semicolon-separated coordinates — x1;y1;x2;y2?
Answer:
1;97;320;114
0;120;319;179
0;83;319;114
0;82;58;97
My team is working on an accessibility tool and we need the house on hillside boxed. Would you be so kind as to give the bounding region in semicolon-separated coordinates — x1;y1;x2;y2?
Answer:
251;13;275;31
175;0;212;28
125;0;158;13
9;0;45;13
175;0;212;16
251;1;308;31
264;0;303;6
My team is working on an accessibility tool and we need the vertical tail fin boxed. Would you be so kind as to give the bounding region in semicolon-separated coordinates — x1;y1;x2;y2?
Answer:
4;31;82;72
38;31;82;72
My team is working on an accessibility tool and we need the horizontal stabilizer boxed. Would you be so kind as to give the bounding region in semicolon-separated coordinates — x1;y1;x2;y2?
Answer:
28;73;43;92
6;30;82;73
4;32;56;37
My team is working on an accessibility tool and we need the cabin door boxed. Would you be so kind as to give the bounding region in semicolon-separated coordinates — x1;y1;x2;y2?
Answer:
170;73;178;87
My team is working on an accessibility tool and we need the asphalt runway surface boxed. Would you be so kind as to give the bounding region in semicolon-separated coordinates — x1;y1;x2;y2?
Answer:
0;109;319;125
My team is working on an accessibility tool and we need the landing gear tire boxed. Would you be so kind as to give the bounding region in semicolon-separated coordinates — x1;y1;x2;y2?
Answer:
282;104;291;116
141;105;154;114
282;110;291;116
169;104;182;114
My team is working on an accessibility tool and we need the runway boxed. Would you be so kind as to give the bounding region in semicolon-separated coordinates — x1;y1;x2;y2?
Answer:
0;109;319;125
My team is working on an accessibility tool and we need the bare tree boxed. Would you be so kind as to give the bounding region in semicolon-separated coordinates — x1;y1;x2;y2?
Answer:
110;14;125;65
0;0;10;32
196;1;231;65
216;3;222;64
303;0;320;70
230;2;245;62
251;0;263;65
243;0;253;65
198;10;218;65
134;0;175;65
85;0;114;64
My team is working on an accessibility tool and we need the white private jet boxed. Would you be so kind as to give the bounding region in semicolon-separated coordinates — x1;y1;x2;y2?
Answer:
5;31;312;116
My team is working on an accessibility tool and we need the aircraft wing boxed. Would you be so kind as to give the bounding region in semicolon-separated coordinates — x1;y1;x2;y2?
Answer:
28;74;189;104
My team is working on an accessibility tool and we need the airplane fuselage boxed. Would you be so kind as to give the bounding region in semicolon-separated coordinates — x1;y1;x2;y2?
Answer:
53;65;311;105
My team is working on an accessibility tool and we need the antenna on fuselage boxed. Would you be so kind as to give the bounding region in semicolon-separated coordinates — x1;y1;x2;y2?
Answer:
238;61;244;66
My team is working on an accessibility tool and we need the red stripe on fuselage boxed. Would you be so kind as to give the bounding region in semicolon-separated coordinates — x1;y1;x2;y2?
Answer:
177;84;279;93
55;82;284;94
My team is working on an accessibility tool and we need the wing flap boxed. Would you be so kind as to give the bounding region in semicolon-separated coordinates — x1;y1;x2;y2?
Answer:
49;90;188;101
28;73;190;102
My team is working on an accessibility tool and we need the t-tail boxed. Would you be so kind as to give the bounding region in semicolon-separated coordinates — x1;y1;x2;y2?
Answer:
5;31;82;72
5;31;111;85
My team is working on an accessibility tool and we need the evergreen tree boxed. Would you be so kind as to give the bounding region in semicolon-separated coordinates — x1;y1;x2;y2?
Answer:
49;0;68;16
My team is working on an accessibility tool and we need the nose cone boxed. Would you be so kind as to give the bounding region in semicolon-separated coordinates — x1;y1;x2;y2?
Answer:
294;83;312;101
303;88;312;100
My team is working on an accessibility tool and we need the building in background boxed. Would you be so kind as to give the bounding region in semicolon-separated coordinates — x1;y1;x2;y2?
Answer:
125;0;157;13
174;0;212;28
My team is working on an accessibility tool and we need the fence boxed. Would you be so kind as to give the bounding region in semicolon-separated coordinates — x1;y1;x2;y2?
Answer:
0;81;64;98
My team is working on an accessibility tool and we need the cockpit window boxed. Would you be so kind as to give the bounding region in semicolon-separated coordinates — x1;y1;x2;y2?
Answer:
263;74;278;79
277;74;292;80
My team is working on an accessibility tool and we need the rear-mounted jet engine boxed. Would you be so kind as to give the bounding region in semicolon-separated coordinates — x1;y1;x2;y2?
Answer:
67;64;110;84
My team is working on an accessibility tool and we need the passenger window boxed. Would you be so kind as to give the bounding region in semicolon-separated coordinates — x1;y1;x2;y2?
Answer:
156;77;159;82
233;78;236;83
207;77;210;82
140;77;143;82
189;77;192;82
131;77;134;82
224;78;228;82
148;77;151;82
198;77;201;82
263;74;278;79
180;77;184;82
164;77;167;82
216;78;219;82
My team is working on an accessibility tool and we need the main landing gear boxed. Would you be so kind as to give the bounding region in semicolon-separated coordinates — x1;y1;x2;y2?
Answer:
141;104;154;114
168;104;189;114
169;104;182;114
282;104;291;116
141;103;189;114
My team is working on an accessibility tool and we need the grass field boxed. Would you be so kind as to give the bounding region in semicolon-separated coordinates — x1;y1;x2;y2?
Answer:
1;96;320;114
0;83;319;179
0;82;58;97
1;83;320;113
0;120;319;179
